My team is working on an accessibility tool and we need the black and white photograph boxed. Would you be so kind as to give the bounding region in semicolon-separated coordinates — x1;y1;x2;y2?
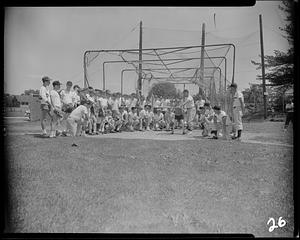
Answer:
3;2;296;237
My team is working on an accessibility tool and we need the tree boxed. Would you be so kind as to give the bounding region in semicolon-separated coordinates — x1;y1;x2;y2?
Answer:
148;82;178;98
24;89;39;95
242;84;264;112
12;96;20;107
251;0;294;91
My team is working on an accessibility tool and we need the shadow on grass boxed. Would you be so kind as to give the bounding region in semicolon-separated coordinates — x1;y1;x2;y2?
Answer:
25;133;50;139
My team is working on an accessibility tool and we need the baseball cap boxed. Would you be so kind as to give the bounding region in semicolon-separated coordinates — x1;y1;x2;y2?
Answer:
42;76;52;82
213;105;221;110
229;83;237;88
52;80;62;86
81;99;93;105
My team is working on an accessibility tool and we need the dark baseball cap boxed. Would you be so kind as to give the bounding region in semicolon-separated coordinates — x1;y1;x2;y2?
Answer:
229;83;237;88
213;105;221;111
52;80;62;86
42;76;52;82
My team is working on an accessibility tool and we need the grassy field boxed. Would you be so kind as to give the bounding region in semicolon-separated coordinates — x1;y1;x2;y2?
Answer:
5;119;294;236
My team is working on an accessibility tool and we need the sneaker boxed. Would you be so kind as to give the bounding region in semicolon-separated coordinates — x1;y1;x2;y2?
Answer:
49;133;56;138
232;136;241;141
71;143;78;147
41;130;47;136
146;127;150;131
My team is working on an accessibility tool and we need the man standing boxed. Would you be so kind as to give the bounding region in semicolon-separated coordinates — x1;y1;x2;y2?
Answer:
229;83;245;140
49;81;64;138
284;97;293;131
61;81;75;113
72;85;81;108
180;89;196;134
39;76;53;136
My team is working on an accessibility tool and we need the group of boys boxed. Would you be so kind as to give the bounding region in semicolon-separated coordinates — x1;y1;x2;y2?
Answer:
39;76;245;145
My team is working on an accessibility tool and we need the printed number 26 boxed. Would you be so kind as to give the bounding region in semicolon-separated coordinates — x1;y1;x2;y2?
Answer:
267;217;286;232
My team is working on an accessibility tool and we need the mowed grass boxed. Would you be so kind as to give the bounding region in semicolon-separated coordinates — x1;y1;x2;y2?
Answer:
5;128;294;236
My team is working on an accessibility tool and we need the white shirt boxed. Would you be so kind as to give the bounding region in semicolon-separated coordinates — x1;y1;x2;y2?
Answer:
139;109;147;118
86;93;95;104
69;105;88;121
165;99;171;106
184;95;195;109
130;98;137;108
108;97;113;106
112;99;119;111
39;86;51;104
125;99;131;108
154;112;164;121
154;100;161;108
50;90;62;109
214;110;227;123
99;97;108;108
233;91;244;107
60;89;74;105
129;111;139;121
199;99;205;107
121;110;128;120
72;91;80;105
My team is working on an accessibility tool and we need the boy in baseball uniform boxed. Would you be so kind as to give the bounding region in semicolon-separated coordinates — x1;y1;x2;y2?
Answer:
229;83;245;140
211;105;230;140
49;80;64;138
39;76;53;136
66;100;92;146
180;89;196;134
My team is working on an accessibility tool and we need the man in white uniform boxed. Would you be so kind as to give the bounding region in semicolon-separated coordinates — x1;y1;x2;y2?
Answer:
61;81;75;112
180;89;196;134
39;76;53;136
50;81;64;138
229;83;245;140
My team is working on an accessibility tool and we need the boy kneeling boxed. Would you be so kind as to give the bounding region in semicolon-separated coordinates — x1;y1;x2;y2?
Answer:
66;100;92;146
211;105;230;140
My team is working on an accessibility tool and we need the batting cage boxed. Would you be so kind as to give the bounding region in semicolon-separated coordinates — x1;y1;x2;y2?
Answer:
84;43;235;113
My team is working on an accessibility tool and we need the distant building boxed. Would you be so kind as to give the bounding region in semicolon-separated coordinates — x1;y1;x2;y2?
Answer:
15;95;35;108
5;94;42;121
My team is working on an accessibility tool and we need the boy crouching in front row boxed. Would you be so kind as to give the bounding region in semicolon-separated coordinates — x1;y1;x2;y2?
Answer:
66;100;93;146
164;107;175;134
211;105;230;140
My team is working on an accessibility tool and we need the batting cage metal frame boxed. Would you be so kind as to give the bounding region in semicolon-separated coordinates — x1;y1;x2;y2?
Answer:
83;43;235;91
101;57;228;94
120;67;222;96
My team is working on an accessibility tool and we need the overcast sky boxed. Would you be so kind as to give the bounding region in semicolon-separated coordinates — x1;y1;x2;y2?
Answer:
4;2;291;95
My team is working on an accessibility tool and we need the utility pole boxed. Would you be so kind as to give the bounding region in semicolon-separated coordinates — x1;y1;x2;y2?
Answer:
259;14;267;119
199;23;205;95
84;54;87;88
138;21;143;99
